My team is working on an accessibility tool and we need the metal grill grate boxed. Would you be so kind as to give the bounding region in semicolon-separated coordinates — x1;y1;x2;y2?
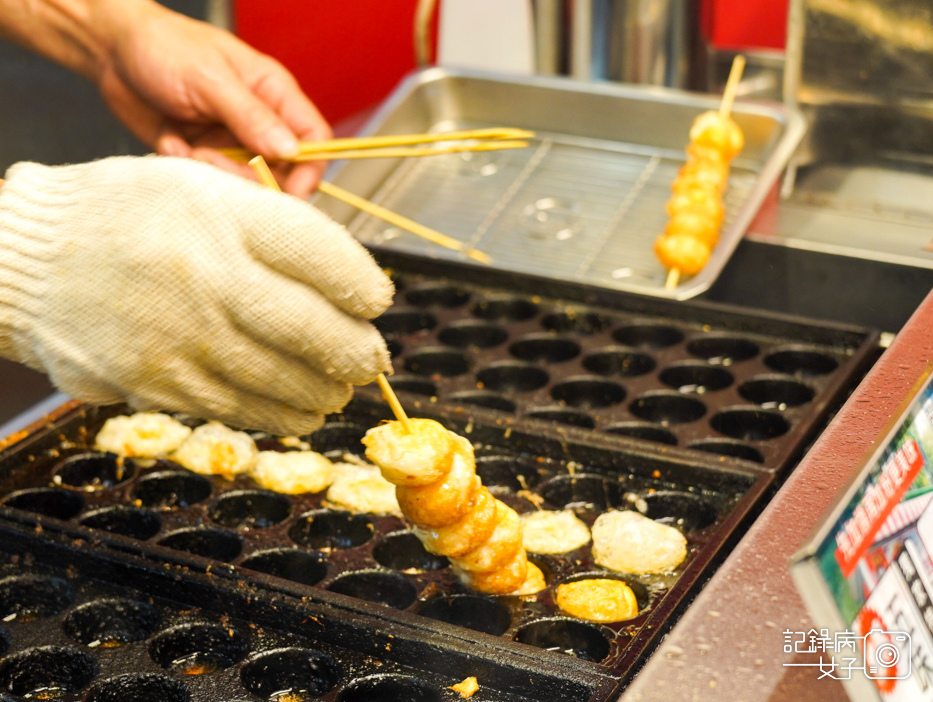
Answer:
348;126;758;294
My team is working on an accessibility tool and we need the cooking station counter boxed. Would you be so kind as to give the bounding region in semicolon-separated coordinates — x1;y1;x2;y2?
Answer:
622;284;933;702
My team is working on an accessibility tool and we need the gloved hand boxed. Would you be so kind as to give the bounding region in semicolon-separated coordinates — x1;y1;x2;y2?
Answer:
0;156;393;435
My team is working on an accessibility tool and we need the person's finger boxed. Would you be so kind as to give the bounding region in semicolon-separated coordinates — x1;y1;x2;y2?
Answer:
192;67;300;160
156;130;193;158
239;191;393;319
283;162;325;198
188;146;263;184
249;61;332;143
223;266;391;385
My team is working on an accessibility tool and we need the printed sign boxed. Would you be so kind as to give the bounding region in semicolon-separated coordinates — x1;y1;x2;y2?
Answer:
794;371;933;699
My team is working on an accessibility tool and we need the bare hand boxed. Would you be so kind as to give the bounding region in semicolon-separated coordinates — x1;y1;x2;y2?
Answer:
97;3;330;197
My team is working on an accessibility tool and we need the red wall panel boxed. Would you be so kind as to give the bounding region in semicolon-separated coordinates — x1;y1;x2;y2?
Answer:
702;0;789;50
236;1;423;125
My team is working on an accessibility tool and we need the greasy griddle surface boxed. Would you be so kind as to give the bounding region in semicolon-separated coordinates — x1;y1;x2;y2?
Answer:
0;399;769;697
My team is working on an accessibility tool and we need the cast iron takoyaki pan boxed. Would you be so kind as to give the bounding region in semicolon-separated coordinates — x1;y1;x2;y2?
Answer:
369;250;880;474
0;399;772;699
0;516;613;702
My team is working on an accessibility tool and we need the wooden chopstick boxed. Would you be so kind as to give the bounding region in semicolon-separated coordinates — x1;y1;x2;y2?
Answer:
248;156;491;265
219;127;535;163
289;140;528;162
317;182;491;265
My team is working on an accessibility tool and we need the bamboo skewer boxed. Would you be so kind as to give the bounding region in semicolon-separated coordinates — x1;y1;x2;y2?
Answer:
719;54;746;119
249;156;412;434
249;155;280;191
316;181;492;265
288;140;528;162
222;128;534;163
664;54;745;292
376;374;413;434
249;156;491;264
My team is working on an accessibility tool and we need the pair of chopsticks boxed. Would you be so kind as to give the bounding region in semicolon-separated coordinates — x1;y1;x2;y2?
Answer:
220;127;534;163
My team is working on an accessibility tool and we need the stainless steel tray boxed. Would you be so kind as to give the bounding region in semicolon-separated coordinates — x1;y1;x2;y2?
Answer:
315;68;806;300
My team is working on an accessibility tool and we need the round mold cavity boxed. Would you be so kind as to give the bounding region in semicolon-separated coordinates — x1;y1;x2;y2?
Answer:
688;439;764;464
385;338;404;359
710;408;790;441
558;571;651;615
540;310;613;335
415;595;511;636
208;490;291;529
131;470;212;510
79;506;162;540
240;549;328;587
404;284;471;308
475;455;542;492
659;363;733;394
404;348;471;377
85;673;189;702
471;295;539;322
288;510;374;550
476;362;549;393
1;487;84;520
372;531;449;572
687;335;759;364
525;407;595;429
241;648;341;700
157;527;243;562
437;321;508;349
539;474;622;512
373;309;437;336
739;376;816;409
514;619;611;662
448;390;516;413
509;335;581;363
582;348;655;377
388;375;437;397
604;423;678;446
636;491;718;532
326;570;417;610
63;598;160;647
764;348;839;376
52;452;135;491
612;324;684;349
630;392;707;425
550;377;626;408
149;622;248;675
0;645;97;698
338;675;441;702
308;422;368;456
0;575;73;621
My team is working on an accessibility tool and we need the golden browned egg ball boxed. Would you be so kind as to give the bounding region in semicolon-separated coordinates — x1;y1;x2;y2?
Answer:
665;209;720;248
666;192;724;227
686;143;730;169
689;111;744;160
555;579;639;623
654;233;712;276
676;161;730;193
510;561;547;596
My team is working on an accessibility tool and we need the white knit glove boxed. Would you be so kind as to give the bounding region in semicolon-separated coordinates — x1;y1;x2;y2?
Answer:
0;156;393;435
